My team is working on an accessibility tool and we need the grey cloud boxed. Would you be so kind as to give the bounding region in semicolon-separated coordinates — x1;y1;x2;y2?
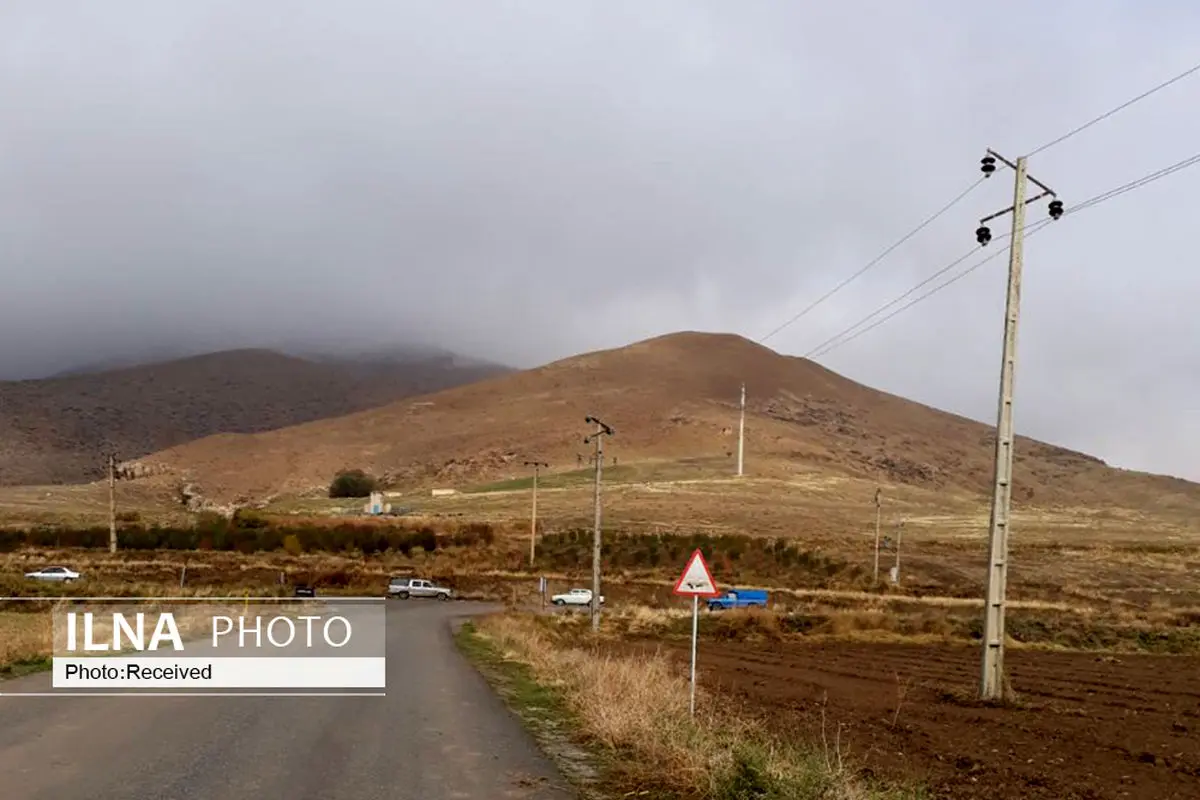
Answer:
1;1;1198;478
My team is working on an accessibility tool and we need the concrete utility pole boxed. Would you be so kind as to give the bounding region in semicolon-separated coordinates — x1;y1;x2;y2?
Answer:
893;519;905;582
583;416;614;632
974;149;1063;701
107;452;118;554
872;487;882;583
736;383;746;477
524;459;549;566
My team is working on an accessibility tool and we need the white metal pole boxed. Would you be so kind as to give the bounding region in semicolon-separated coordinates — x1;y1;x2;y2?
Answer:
529;465;539;566
108;453;118;554
736;383;745;477
689;594;699;717
872;488;881;583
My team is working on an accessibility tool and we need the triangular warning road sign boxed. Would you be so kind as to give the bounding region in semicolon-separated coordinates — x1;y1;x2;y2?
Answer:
673;549;720;597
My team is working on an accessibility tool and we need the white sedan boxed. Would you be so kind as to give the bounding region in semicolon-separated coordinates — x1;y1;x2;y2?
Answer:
25;566;81;582
551;588;605;607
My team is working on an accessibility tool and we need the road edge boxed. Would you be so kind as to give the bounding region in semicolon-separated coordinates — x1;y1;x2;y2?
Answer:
452;617;616;800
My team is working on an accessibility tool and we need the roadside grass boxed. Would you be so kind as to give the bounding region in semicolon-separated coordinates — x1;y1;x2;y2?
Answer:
0;611;52;675
455;620;606;797
462;613;928;800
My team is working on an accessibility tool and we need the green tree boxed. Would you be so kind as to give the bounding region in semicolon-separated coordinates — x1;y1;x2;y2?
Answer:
328;469;378;498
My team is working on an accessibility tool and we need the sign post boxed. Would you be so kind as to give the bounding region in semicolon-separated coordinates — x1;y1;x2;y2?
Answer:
672;549;720;718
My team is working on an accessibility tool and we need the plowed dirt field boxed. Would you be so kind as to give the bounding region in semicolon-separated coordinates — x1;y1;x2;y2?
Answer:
623;639;1200;799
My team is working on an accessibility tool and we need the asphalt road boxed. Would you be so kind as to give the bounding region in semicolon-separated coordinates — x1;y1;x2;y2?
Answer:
0;601;576;800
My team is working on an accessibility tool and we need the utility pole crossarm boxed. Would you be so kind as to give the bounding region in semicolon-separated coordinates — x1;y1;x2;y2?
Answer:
976;149;1063;248
978;189;1055;224
985;148;1056;196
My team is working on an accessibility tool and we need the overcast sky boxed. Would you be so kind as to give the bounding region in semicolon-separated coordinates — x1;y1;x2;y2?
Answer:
2;1;1198;480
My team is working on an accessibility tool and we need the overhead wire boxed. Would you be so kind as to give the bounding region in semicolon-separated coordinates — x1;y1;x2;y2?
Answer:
807;150;1200;359
757;58;1199;349
1065;151;1200;212
807;220;1052;359
1025;60;1200;157
755;176;986;345
801;245;983;357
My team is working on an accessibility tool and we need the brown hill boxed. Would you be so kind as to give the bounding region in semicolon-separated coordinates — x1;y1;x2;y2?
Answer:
135;332;1200;513
0;349;509;486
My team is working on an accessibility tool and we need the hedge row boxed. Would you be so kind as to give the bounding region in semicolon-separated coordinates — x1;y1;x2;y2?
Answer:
0;518;495;555
537;529;859;584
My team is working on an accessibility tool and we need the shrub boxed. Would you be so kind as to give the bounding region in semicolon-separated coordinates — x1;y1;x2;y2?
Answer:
328;469;378;498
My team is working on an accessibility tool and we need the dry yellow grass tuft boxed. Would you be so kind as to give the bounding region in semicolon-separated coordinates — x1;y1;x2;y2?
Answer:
0;610;53;667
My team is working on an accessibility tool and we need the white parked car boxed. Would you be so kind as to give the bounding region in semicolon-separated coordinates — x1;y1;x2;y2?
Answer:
551;588;605;607
25;566;81;582
387;577;452;601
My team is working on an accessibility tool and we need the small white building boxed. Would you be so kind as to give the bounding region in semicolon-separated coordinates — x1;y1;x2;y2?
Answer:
363;491;391;515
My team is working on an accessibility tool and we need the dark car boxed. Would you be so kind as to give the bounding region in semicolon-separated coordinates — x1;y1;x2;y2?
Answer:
293;583;316;598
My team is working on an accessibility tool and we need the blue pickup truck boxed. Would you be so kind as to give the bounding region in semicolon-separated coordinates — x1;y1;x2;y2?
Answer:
706;588;769;611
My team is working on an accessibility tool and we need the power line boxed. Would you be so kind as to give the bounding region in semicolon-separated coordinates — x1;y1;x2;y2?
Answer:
801;215;1034;357
801;246;981;357
809;220;1052;358
756;176;986;344
809;150;1200;358
1026;60;1200;158
759;60;1198;348
1068;151;1200;212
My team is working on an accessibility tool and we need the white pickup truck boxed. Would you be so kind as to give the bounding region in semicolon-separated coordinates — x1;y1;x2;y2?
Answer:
550;588;605;607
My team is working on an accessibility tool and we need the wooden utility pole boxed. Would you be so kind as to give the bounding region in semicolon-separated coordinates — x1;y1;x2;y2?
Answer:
975;149;1062;700
872;488;882;583
584;416;613;632
736;383;746;477
524;459;548;566
108;452;118;554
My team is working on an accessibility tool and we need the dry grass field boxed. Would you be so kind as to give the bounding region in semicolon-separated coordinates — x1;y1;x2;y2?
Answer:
0;611;51;672
4;452;1199;610
343;467;1200;607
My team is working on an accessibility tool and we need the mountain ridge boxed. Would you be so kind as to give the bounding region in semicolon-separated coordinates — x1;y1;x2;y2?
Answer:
0;347;511;485
131;331;1200;513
